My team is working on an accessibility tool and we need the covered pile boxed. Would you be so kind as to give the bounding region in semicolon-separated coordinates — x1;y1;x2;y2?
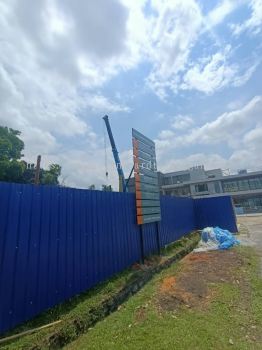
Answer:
194;227;240;252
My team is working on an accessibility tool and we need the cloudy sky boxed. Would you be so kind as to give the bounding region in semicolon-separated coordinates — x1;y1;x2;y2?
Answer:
0;0;261;189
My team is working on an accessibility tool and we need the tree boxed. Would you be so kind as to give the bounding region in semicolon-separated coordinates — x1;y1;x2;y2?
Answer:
0;138;12;160
88;184;96;190
0;127;25;182
0;125;62;185
49;164;61;178
0;160;8;180
41;164;61;185
5;160;26;183
102;184;113;191
0;127;24;161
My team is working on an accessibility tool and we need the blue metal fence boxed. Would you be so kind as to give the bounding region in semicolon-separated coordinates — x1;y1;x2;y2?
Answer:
194;196;238;233
0;182;236;334
159;195;196;246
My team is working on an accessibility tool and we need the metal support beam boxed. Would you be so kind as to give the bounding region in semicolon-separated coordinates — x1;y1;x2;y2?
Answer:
103;115;126;192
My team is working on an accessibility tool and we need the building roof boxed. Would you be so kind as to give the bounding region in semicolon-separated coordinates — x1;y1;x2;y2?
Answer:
161;169;262;188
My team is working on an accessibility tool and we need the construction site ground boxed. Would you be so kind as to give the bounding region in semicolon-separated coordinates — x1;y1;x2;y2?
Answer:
65;215;262;350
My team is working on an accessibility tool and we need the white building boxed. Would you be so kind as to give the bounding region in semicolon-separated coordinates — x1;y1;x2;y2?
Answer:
160;166;262;214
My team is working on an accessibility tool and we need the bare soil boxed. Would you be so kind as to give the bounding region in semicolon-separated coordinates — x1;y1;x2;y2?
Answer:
157;250;244;312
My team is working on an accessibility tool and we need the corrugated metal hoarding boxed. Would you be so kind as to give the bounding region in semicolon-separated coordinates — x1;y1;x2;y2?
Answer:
0;181;236;334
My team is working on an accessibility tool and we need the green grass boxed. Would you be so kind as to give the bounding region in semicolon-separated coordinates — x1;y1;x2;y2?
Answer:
65;246;262;350
0;232;199;350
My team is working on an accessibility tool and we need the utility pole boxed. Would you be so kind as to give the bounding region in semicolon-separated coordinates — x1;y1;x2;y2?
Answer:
34;155;41;185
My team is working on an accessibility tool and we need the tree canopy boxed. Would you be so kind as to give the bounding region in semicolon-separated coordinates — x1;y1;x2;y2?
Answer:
0;126;62;186
102;184;113;191
0;127;24;161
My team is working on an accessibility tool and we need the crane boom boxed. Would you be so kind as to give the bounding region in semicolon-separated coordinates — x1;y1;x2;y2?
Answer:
103;115;126;192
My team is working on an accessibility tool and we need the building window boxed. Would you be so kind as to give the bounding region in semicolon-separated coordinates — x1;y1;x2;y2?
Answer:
223;176;262;193
163;177;172;185
172;174;190;184
233;196;262;210
195;183;208;192
172;185;190;196
248;177;262;190
223;181;239;192
214;182;221;193
238;180;250;191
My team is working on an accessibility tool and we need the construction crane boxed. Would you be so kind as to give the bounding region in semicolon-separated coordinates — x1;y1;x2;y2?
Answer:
103;115;126;192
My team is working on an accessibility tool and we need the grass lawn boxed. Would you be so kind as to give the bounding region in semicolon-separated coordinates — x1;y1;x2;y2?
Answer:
65;246;262;350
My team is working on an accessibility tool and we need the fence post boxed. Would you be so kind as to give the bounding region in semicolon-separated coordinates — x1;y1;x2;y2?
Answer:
139;225;145;264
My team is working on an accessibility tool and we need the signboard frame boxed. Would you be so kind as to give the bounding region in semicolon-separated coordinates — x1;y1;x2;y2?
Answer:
132;128;161;225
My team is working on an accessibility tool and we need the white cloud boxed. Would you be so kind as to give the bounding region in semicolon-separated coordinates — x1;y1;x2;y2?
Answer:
228;147;262;172
0;0;261;188
181;46;260;94
146;0;203;99
227;98;246;110
233;61;261;87
22;128;59;157
50;146;134;190
159;152;229;174
171;115;194;130
185;96;262;145
182;46;237;93
243;126;262;150
86;95;130;113
206;0;244;27
144;0;258;99
57;0;128;59
52;148;118;189
0;0;132;185
158;130;175;139
231;0;262;36
156;96;262;173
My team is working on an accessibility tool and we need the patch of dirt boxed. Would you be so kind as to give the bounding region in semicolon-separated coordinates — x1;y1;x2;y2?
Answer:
134;302;151;323
134;306;147;323
131;256;162;271
157;250;244;312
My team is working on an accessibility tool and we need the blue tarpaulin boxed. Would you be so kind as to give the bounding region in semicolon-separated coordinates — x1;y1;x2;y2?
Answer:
201;226;240;250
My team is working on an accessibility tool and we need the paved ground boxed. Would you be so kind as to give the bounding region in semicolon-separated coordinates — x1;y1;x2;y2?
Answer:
238;214;262;275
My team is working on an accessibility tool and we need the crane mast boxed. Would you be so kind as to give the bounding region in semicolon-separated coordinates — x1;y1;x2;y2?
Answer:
103;115;126;192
